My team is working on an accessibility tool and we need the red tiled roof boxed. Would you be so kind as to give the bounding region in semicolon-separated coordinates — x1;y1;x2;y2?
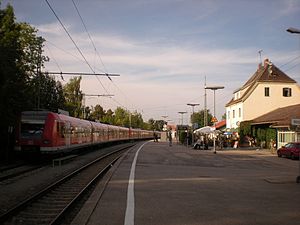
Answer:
215;120;226;129
241;61;296;90
226;59;297;107
251;104;300;128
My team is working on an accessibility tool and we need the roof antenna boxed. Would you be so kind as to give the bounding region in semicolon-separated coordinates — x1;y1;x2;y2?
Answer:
258;49;263;65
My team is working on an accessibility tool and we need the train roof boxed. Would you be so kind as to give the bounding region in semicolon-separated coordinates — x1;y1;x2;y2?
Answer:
21;111;51;124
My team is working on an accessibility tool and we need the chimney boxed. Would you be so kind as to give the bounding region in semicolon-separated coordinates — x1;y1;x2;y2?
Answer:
264;58;269;68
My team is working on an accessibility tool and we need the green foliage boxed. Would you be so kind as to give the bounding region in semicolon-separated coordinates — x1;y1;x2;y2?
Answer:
192;109;213;128
178;130;187;144
239;121;251;136
176;126;192;145
29;73;65;110
266;128;276;146
0;4;26;120
221;112;226;120
102;109;114;124
252;126;276;148
238;121;251;144
89;104;105;121
0;4;54;159
130;111;144;129
147;119;165;131
256;128;266;142
113;107;144;128
63;76;83;117
18;23;48;75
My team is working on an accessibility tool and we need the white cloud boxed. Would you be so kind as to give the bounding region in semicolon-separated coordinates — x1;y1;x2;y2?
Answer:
279;0;300;16
41;25;297;121
37;22;69;36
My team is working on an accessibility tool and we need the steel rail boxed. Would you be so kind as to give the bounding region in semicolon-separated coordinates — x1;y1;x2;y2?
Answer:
0;144;134;225
0;164;46;182
50;150;123;225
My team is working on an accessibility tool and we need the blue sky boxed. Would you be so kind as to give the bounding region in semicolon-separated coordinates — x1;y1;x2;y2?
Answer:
3;0;300;124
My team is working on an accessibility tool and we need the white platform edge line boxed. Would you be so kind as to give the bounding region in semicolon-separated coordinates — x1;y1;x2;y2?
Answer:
124;141;149;225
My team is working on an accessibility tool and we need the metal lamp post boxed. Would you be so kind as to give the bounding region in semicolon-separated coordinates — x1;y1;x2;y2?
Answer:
178;111;188;146
205;86;224;154
287;27;300;183
178;111;187;125
187;103;200;145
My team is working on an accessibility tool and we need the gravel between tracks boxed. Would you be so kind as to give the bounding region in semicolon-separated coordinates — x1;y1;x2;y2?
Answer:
0;143;135;216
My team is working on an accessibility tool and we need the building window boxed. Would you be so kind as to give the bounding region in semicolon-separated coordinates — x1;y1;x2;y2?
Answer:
283;88;292;97
233;110;235;119
265;87;270;97
227;111;230;119
238;108;241;117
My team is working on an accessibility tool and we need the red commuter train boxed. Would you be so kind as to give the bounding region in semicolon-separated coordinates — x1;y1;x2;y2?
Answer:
15;111;154;154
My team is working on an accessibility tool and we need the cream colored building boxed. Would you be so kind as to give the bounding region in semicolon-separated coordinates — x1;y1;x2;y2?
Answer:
226;59;300;129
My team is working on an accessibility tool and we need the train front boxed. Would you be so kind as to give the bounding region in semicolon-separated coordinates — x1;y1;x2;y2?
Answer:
15;111;51;153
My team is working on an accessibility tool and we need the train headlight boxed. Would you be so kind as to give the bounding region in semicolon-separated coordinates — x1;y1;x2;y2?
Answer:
43;140;51;144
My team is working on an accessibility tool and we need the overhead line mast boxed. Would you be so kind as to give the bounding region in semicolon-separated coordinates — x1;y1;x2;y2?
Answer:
45;72;120;77
44;0;113;94
204;75;207;126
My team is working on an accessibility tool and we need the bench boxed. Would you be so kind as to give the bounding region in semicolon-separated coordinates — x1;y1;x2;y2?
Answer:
52;155;77;167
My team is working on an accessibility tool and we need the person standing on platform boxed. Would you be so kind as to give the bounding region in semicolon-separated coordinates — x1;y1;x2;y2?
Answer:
153;132;158;142
168;129;172;146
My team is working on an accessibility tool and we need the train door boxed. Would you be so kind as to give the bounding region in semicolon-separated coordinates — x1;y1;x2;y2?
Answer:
65;121;71;147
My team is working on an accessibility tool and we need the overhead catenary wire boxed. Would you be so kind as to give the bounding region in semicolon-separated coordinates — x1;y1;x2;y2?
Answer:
44;0;110;94
282;62;300;73
72;0;139;112
44;49;124;109
45;43;64;81
278;55;300;73
70;0;141;114
279;55;300;68
45;40;110;75
71;0;109;78
46;72;120;76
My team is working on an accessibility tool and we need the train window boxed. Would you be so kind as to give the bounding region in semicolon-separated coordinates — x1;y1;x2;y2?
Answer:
60;123;65;138
71;126;75;137
56;122;64;138
21;123;44;138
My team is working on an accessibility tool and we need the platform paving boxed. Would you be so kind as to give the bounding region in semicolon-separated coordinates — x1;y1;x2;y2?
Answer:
71;141;300;225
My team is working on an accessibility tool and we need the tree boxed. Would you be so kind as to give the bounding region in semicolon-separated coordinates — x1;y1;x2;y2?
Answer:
0;4;28;119
147;119;165;131
102;109;114;124
63;76;83;118
90;104;105;121
29;73;65;111
222;112;226;120
0;4;50;159
191;109;213;128
130;111;144;128
114;107;127;127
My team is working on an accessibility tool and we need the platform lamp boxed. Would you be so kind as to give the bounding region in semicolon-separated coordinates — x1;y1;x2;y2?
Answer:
178;111;188;146
205;86;224;154
187;103;200;145
287;27;300;183
178;111;187;125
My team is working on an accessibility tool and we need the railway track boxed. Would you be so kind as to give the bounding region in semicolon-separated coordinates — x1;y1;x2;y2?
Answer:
0;164;46;182
0;145;132;225
0;161;27;172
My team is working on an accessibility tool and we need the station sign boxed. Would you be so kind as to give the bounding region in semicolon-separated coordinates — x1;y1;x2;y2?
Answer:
291;118;300;126
211;117;218;123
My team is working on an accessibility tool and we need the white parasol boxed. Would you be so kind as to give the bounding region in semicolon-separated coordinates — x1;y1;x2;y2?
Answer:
193;126;215;134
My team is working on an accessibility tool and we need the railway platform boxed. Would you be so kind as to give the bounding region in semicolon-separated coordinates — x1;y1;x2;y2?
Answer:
71;141;300;225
